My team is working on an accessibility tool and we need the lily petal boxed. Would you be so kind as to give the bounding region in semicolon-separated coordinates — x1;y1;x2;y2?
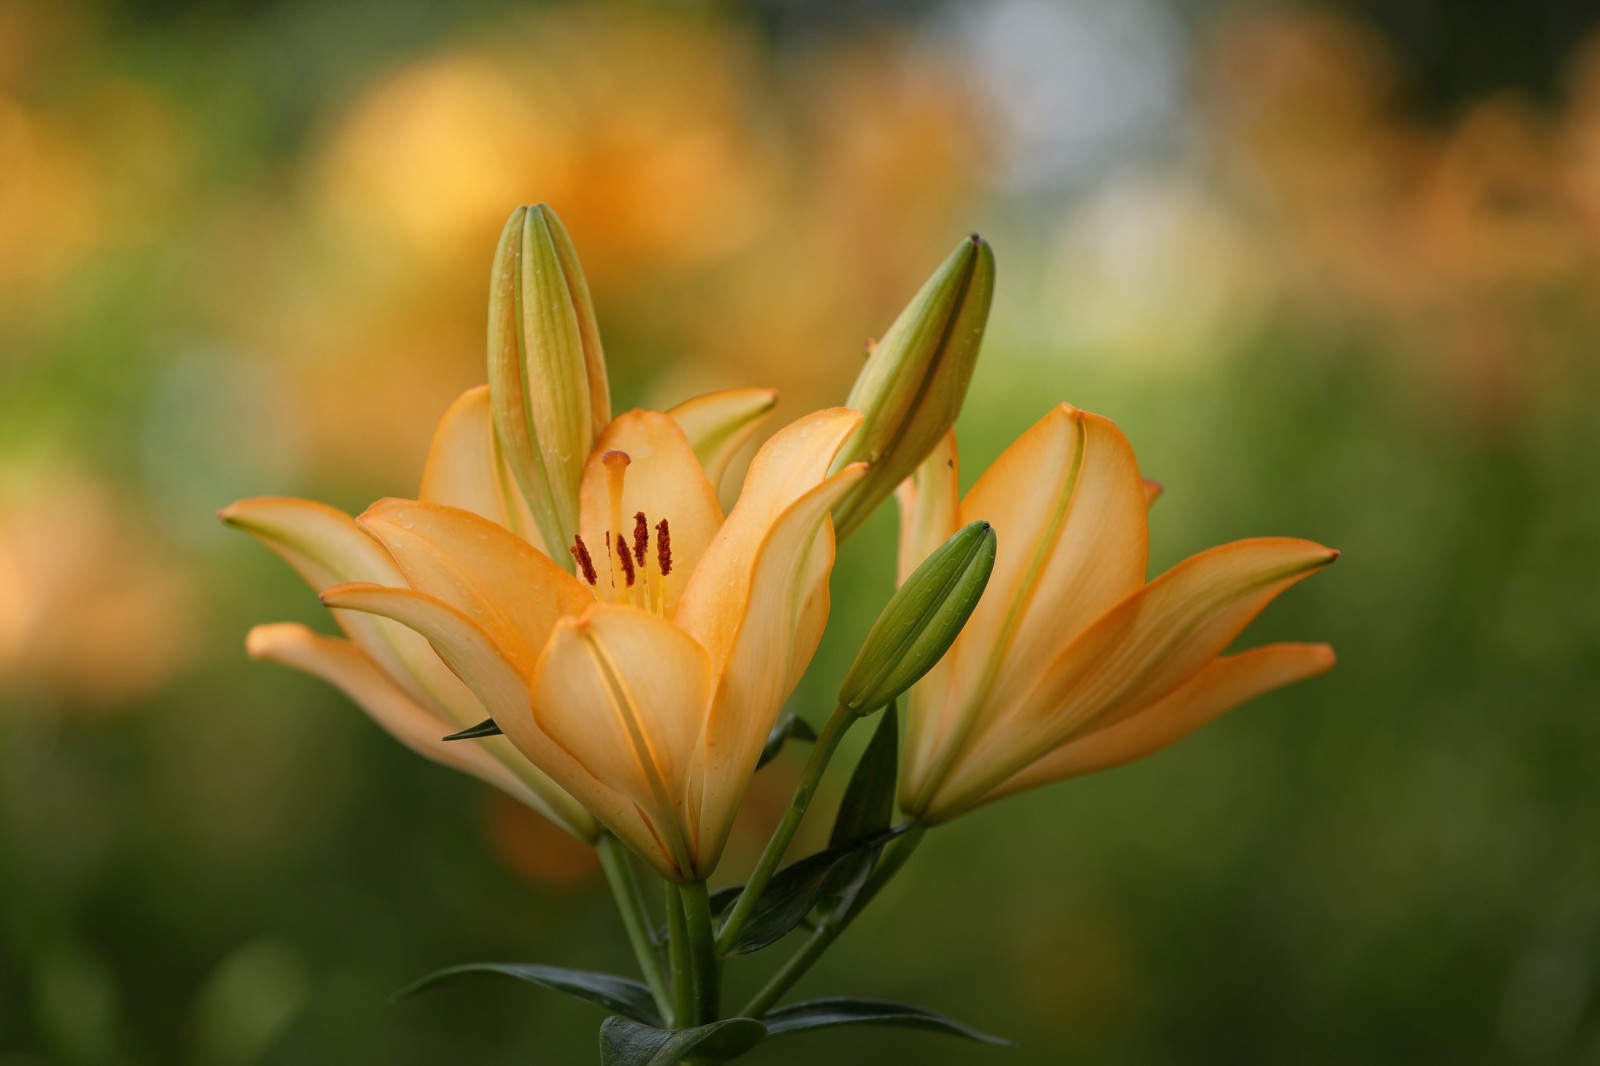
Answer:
984;642;1336;805
530;605;712;878
675;407;864;664
357;499;592;676
666;387;780;493
894;430;960;586
219;496;482;725
247;622;596;838
420;386;547;552
904;406;1148;807
928;537;1337;814
692;461;867;873
577;410;724;614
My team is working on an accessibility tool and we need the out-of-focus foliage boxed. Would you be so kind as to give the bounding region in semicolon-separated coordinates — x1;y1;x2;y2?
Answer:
2;0;1597;1063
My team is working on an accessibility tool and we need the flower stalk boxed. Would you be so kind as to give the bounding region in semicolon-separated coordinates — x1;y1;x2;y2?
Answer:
596;833;669;1019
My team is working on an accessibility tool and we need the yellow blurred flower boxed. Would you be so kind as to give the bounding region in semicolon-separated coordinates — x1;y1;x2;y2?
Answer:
895;408;1336;823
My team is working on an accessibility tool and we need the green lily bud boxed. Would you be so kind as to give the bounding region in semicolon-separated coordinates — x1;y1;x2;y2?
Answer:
830;234;995;540
487;204;612;564
838;520;996;716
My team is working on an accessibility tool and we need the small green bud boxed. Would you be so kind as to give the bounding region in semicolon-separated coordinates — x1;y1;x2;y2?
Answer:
487;204;612;564
830;234;995;540
838;520;996;716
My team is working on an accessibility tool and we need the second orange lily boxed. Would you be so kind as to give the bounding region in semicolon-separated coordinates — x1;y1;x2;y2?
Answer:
897;404;1338;823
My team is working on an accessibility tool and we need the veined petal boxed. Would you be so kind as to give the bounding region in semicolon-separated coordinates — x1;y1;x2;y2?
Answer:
219;496;483;726
903;406;1148;810
247;622;596;839
420;386;547;552
928;537;1337;814
577;410;724;615
983;642;1336;804
357;499;591;677
894;430;960;586
666;387;779;493
692;461;866;874
675;407;864;663
530;606;711;878
326;581;668;869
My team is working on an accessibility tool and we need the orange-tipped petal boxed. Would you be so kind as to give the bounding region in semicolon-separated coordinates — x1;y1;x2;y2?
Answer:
675;407;864;664
246;622;596;838
357;499;591;677
667;387;780;493
903;406;1148;807
984;642;1336;805
692;461;867;873
929;537;1337;812
530;605;711;878
220;496;482;724
1142;479;1164;509
577;410;724;615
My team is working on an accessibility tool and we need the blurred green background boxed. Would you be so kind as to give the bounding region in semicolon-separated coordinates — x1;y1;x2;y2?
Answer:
3;0;1599;1062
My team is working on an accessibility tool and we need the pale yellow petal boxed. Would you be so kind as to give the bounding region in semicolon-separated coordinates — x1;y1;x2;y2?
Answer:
357;498;591;677
983;642;1336;805
577;410;724;615
530;605;711;878
927;537;1337;814
894;430;960;586
247;622;596;838
692;462;866;874
666;387;779;493
220;496;483;726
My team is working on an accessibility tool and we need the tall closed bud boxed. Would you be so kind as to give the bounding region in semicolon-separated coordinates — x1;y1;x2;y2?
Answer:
487;204;612;564
838;520;996;717
830;234;995;540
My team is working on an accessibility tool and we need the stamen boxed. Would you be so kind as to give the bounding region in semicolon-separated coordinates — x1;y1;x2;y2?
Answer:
655;518;672;577
632;512;649;567
570;535;598;586
615;530;637;587
604;531;615;587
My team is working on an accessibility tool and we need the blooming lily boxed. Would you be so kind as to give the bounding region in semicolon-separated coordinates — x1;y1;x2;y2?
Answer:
221;382;783;848
896;404;1338;823
317;404;867;882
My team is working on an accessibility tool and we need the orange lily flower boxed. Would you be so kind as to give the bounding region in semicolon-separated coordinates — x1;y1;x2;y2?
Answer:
313;403;866;882
896;404;1338;824
221;383;783;848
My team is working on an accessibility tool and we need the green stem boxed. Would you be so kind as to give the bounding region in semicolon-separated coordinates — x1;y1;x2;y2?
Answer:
680;880;721;1025
596;834;669;1020
716;705;855;953
739;822;927;1017
666;883;692;1029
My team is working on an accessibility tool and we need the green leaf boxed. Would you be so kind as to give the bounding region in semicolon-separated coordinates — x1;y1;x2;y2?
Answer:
761;997;1010;1046
817;707;899;921
392;963;662;1026
599;1016;767;1065
717;826;907;956
756;714;818;770
440;718;503;741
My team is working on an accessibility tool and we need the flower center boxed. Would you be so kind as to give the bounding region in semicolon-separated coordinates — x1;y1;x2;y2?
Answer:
567;449;674;613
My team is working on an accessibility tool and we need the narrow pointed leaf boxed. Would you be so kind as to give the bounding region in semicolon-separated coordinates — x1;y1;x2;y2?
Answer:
818;707;899;920
440;717;504;741
392;963;662;1026
718;826;907;956
599;1016;766;1065
756;714;819;770
761;997;1010;1046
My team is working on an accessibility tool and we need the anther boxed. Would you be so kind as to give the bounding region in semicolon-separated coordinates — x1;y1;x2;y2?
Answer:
615;530;637;587
655;518;672;577
632;512;649;567
570;535;598;586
